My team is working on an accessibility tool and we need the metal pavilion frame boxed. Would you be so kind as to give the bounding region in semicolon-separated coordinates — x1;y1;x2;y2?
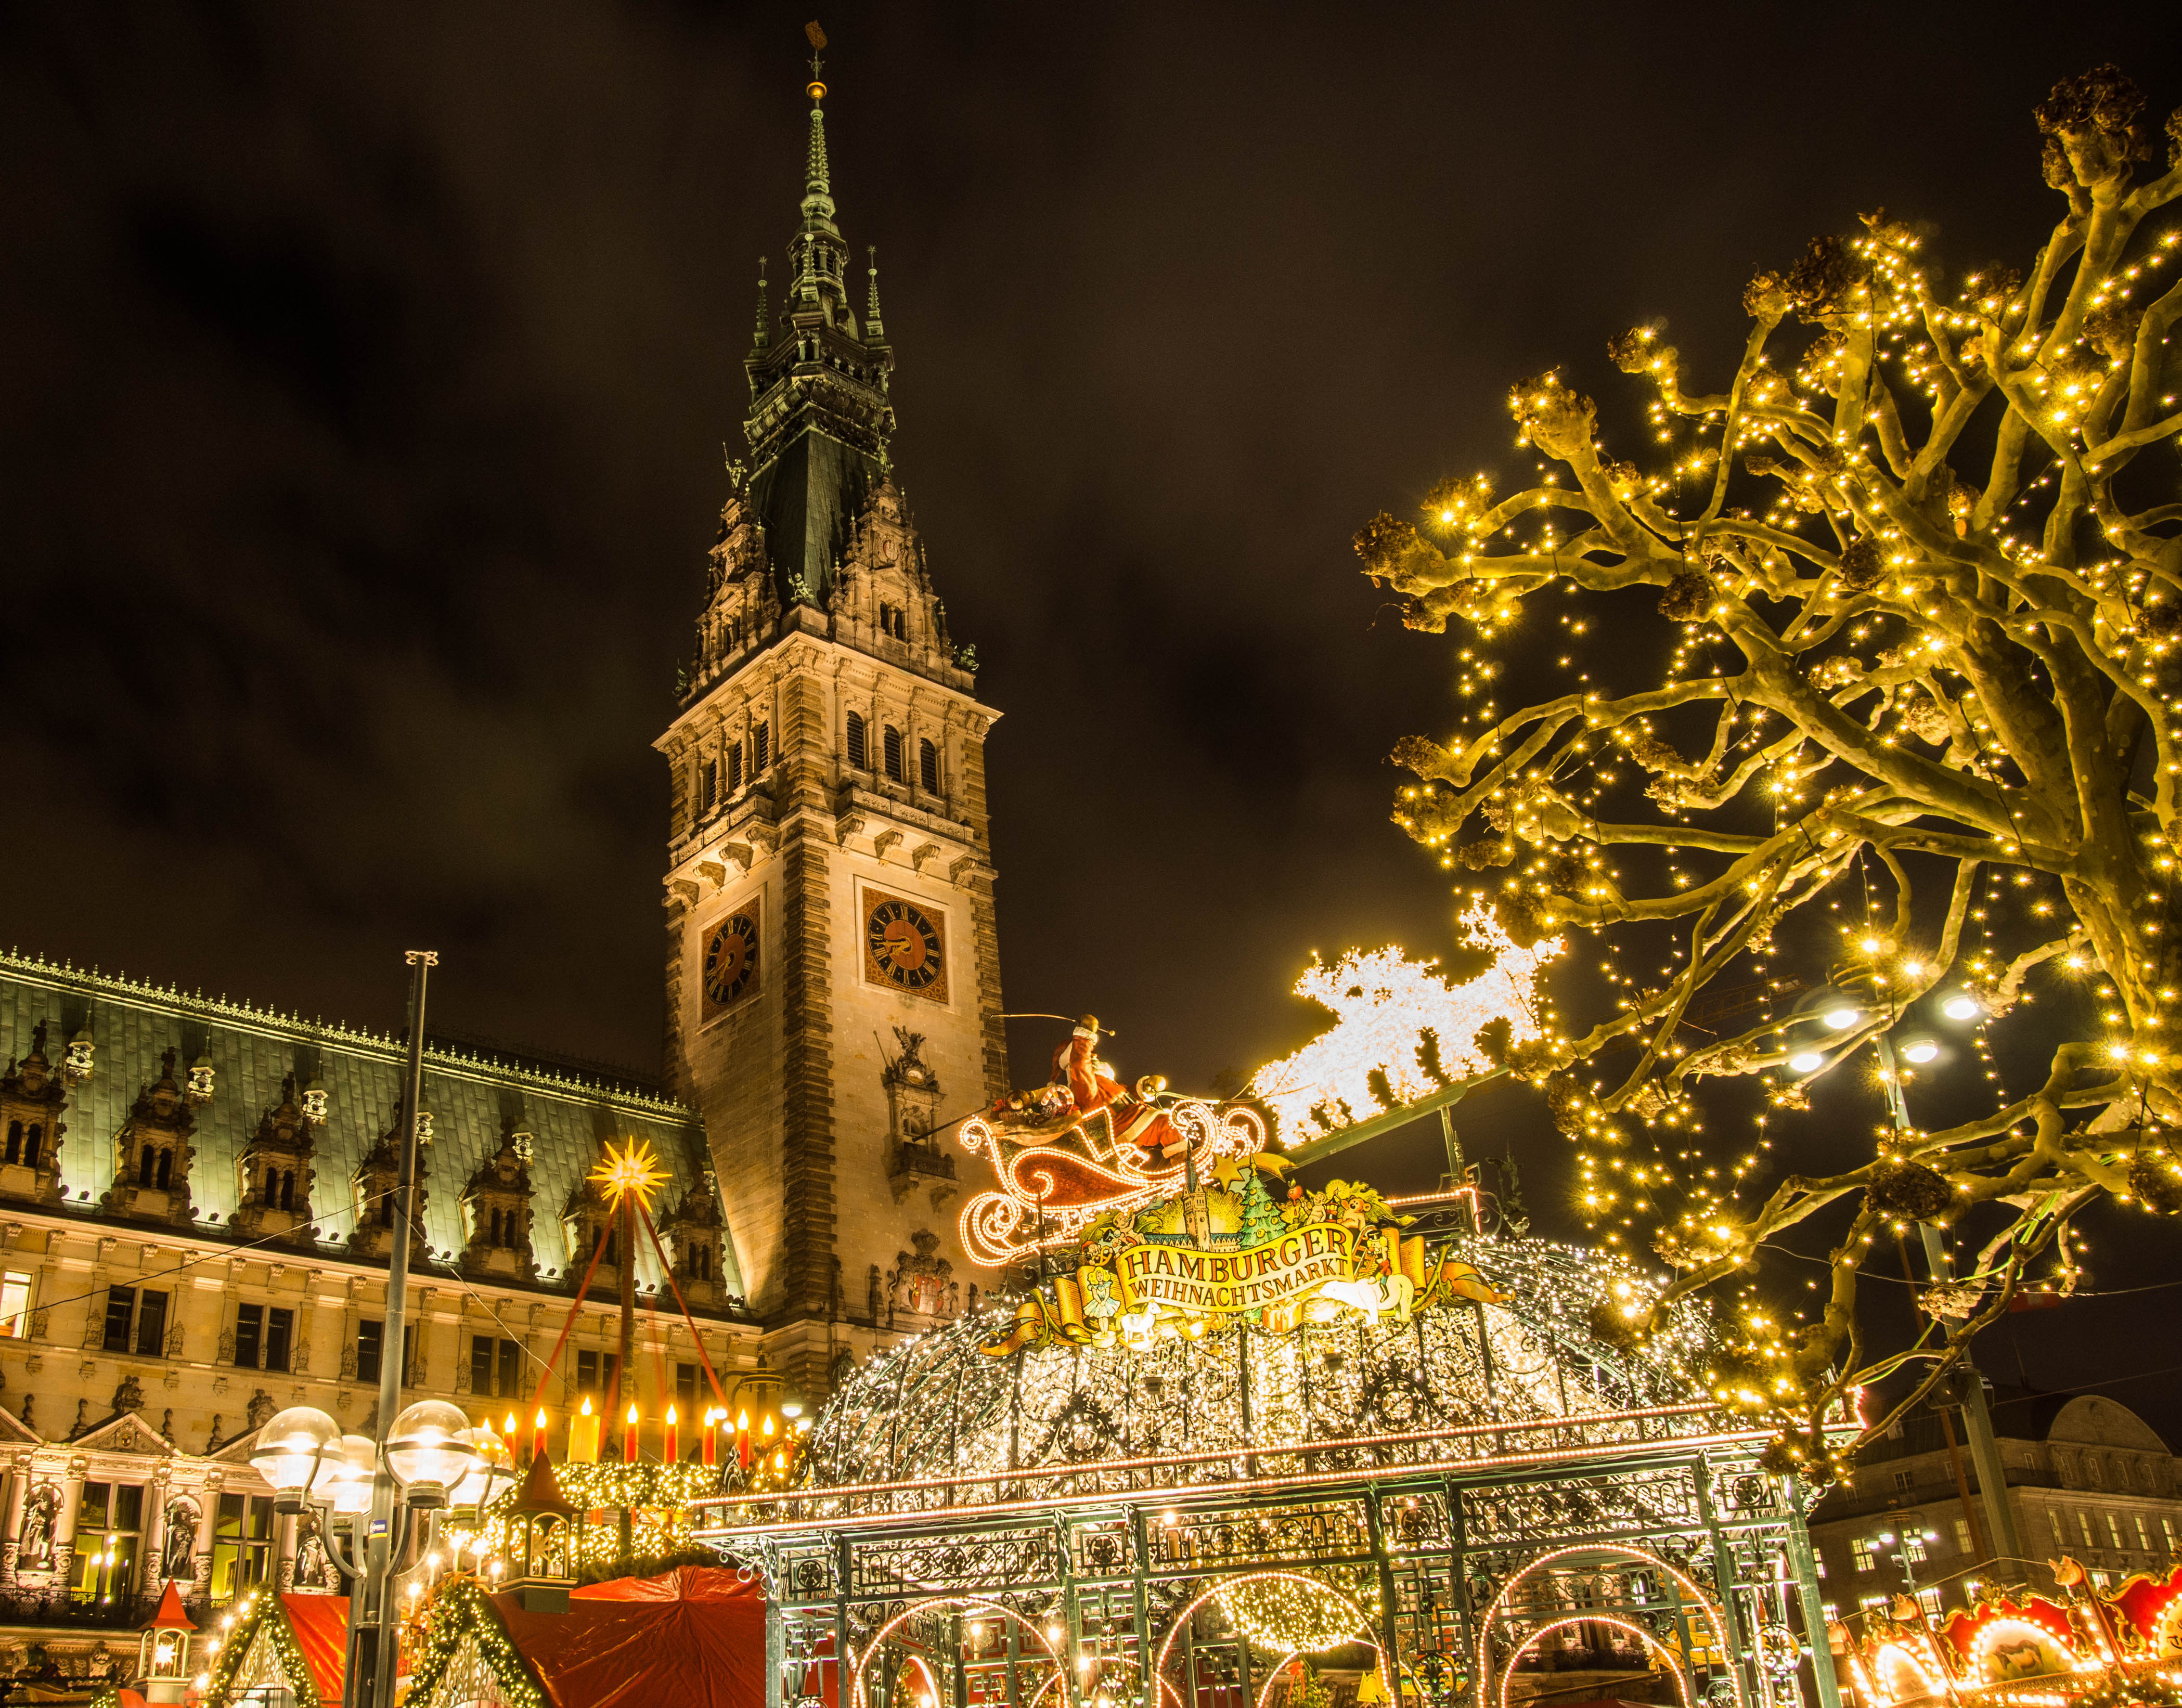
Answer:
695;1282;1856;1708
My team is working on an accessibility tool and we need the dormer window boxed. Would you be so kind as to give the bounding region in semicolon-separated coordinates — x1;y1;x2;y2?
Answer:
846;712;868;770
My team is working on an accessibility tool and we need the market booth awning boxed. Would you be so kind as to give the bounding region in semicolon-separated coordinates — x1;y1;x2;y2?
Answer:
500;1565;767;1708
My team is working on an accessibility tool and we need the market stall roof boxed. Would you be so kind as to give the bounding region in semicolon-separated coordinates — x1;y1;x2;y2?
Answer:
494;1564;766;1708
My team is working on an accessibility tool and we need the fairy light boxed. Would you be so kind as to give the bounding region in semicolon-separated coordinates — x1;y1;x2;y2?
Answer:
1347;63;2182;1469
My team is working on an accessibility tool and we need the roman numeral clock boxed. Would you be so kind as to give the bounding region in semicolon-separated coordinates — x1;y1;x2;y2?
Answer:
863;890;948;1002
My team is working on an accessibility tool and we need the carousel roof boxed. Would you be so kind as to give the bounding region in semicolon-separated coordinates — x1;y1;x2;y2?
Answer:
796;1235;1732;1516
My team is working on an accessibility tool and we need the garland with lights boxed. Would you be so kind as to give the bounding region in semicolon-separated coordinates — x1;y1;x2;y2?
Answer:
195;1589;321;1708
455;1459;756;1577
403;1575;550;1708
1340;61;2182;1476
1215;1571;1376;1653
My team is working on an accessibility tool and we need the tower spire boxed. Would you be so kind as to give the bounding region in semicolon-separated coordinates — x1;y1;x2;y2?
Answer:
802;20;834;230
753;256;769;350
865;246;885;344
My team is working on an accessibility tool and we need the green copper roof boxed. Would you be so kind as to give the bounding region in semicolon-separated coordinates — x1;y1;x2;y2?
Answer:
0;953;743;1302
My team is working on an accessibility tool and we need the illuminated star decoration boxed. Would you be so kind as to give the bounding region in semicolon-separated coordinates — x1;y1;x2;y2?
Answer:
589;1137;669;1211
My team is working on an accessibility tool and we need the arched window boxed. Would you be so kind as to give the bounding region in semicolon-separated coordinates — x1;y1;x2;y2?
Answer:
4;1122;18;1165
701;759;718;813
726;740;743;793
378;1194;394;1227
22;1125;40;1168
752;721;771;773
846;712;867;770
893;607;907;640
884;724;904;783
264;1164;280;1205
919;737;940;793
155;1149;172;1189
138;1148;156;1186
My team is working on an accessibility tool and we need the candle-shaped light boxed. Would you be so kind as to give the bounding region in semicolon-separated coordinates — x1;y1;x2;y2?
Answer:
531;1407;549;1463
502;1410;519;1459
664;1404;679;1464
701;1407;718;1467
570;1396;600;1464
735;1408;752;1470
624;1402;639;1462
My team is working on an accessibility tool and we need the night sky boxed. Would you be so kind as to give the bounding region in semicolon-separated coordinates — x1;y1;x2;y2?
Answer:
4;5;2179;1430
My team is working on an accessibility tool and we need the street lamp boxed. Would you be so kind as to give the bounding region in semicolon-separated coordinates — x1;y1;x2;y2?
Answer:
446;1428;517;1517
251;1407;344;1513
385;1400;479;1509
1871;1526;1941;1603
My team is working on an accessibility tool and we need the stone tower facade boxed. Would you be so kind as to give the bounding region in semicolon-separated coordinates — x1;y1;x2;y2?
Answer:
656;61;1007;1395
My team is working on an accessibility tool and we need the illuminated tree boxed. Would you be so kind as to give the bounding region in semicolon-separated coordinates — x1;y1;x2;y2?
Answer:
1352;66;2182;1473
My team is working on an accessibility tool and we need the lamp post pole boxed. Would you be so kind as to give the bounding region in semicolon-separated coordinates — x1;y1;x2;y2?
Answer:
344;949;435;1708
1871;1033;2026;1581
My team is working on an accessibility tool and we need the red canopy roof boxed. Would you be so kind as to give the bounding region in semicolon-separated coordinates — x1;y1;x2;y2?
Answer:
283;1594;351;1702
494;1565;766;1708
141;1582;197;1632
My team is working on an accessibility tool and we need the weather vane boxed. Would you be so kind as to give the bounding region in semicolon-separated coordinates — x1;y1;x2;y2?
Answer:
806;20;827;96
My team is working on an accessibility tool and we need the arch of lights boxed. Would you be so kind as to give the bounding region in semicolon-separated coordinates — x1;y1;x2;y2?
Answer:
1469;1541;1744;1708
1496;1618;1695;1708
1152;1571;1391;1708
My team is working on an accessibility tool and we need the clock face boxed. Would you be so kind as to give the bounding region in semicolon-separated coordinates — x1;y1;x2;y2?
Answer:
701;909;760;1017
863;890;948;1002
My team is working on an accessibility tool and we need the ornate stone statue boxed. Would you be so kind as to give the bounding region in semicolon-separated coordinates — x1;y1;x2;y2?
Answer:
161;1497;199;1583
17;1483;58;1571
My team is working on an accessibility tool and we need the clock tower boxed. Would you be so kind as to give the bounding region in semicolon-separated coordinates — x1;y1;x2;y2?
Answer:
655;57;1008;1395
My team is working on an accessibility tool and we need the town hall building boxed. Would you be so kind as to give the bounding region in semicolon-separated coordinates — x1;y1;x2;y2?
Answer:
0;58;997;1691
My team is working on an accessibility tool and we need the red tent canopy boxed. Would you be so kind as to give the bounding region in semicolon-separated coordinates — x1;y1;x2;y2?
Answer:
282;1594;351;1703
494;1565;767;1708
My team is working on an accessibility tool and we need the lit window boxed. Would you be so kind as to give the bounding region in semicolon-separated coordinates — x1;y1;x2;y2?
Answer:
1917;1588;1941;1618
2136;1513;2152;1551
2107;1512;2126;1551
1851;1538;1877;1573
2050;1510;2066;1547
1953;1519;1973;1554
0;1272;32;1337
2078;1510;2096;1548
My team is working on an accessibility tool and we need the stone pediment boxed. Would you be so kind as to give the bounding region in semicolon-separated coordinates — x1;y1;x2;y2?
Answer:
71;1409;176;1457
0;1404;40;1445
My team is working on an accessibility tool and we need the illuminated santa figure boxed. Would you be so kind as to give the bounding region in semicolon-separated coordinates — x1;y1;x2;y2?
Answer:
958;1019;1264;1267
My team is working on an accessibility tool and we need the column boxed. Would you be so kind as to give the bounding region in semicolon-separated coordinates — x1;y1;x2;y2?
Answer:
193;1471;222;1597
53;1457;87;1590
137;1466;172;1599
0;1450;27;1584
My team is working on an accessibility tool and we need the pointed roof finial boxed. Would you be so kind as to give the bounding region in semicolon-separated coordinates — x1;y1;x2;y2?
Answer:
799;22;834;227
753;256;770;348
865;246;885;343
